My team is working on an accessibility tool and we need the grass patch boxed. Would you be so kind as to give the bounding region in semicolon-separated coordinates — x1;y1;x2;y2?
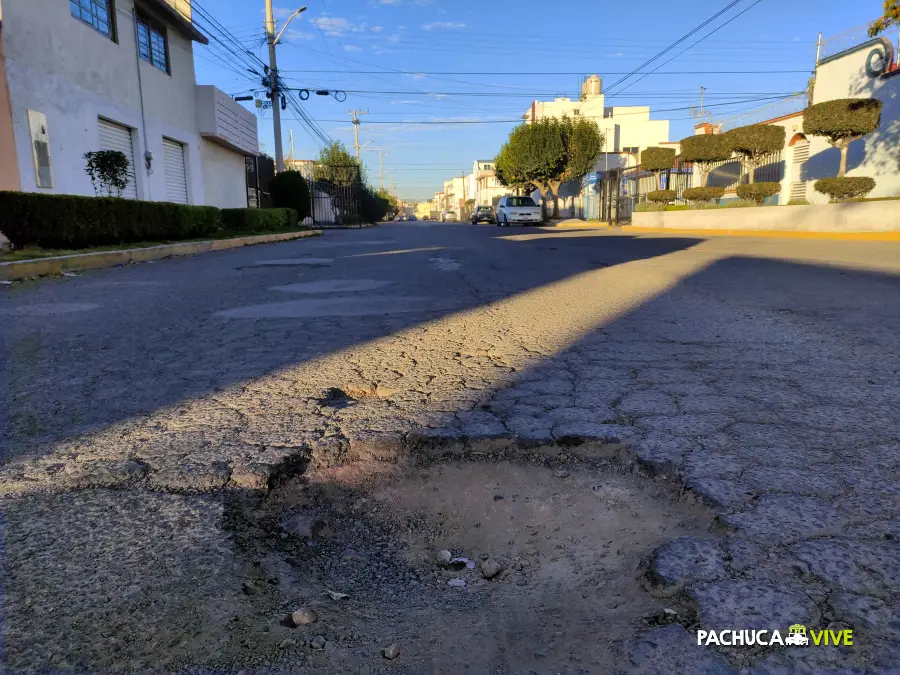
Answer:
0;226;308;264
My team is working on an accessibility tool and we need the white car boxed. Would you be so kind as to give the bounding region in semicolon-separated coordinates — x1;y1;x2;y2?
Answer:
442;211;458;222
496;195;543;226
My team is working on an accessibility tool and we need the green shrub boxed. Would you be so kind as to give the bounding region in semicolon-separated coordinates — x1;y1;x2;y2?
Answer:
647;189;677;203
736;182;780;204
634;202;667;212
640;147;677;171
679;134;732;187
0;192;223;249
683;186;726;203
814;177;876;201
722;198;760;209
726;125;786;184
221;207;299;233
269;170;311;220
786;198;810;206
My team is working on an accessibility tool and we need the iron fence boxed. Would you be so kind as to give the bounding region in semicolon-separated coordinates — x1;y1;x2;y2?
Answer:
295;163;364;228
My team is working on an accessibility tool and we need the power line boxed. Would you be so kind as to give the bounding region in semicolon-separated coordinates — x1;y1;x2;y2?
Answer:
615;0;767;95
279;68;811;76
605;0;745;94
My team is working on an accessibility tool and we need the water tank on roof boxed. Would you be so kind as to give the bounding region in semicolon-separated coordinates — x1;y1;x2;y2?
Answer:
582;75;602;97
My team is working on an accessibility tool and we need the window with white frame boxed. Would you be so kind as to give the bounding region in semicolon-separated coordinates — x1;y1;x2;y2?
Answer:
70;0;114;39
136;10;169;73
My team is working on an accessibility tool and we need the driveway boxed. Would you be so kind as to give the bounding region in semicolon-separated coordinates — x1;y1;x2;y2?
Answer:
2;222;899;673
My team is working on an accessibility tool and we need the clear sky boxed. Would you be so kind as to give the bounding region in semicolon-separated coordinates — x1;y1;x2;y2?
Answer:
192;0;893;200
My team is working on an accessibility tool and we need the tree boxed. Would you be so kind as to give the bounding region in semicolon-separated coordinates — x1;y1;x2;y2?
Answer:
869;0;900;35
269;170;311;220
725;124;785;184
313;141;363;186
84;150;130;197
679;134;732;187
493;117;603;218
640;147;676;190
803;98;882;177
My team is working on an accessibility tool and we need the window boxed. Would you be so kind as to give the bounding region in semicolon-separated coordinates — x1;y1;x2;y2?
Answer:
622;146;639;154
136;10;169;73
573;109;581;116
70;0;113;38
507;196;537;207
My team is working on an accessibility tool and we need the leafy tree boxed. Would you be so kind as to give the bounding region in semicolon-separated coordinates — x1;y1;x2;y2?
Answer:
84;150;130;197
640;147;676;190
803;98;882;177
725;124;785;184
869;0;900;35
493;117;603;218
679;134;732;187
313;141;363;186
269;170;311;220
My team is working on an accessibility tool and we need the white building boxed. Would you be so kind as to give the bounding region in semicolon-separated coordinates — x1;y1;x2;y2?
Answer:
0;0;258;207
471;159;510;207
523;75;672;219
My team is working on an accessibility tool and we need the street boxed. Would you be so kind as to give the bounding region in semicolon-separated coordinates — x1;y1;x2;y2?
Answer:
2;222;900;673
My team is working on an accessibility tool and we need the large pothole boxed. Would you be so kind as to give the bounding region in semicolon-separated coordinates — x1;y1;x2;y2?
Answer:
216;452;714;674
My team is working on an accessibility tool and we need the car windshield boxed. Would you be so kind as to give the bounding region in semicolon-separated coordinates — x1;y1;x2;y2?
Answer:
507;197;536;207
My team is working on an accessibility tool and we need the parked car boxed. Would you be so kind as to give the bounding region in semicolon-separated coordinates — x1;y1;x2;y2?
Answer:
395;214;407;221
495;195;542;226
471;205;495;224
408;215;417;221
422;215;430;221
442;211;458;222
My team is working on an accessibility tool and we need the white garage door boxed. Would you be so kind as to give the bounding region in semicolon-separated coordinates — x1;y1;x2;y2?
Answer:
98;118;138;199
163;138;189;204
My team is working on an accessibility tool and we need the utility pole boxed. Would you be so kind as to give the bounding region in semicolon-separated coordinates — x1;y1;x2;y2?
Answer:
265;4;306;173
699;86;706;118
349;109;368;160
288;129;294;162
378;150;388;191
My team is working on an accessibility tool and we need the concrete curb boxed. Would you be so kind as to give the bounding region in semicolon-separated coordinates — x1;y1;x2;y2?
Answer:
0;230;322;281
619;225;900;242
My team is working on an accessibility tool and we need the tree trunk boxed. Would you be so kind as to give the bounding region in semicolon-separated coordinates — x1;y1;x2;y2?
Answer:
699;164;709;188
549;181;562;219
838;140;849;178
747;160;756;185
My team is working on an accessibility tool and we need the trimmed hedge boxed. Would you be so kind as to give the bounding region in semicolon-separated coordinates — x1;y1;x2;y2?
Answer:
647;189;677;203
0;191;301;250
221;207;298;233
726;125;786;156
804;99;882;142
679;134;731;163
269;170;311;220
683;186;725;202
640;147;676;171
736;182;780;204
814;177;876;201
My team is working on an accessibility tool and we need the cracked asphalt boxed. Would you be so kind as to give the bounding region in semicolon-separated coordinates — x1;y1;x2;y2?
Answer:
2;222;900;673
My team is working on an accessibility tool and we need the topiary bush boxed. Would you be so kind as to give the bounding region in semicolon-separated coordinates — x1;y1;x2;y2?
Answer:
640;147;677;172
735;182;780;204
679;134;732;187
804;98;882;177
683;186;726;203
814;177;876;201
647;189;677;203
726;125;786;184
269;170;311;221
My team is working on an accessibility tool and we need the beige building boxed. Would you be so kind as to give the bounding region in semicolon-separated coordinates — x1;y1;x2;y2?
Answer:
0;0;257;207
523;75;672;218
471;159;510;206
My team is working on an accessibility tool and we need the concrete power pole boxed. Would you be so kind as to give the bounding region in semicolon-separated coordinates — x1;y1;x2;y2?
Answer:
265;4;306;173
378;150;388;191
265;0;284;172
349;109;368;160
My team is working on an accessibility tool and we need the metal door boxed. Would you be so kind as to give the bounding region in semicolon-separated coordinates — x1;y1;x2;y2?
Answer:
162;138;189;204
98;118;138;199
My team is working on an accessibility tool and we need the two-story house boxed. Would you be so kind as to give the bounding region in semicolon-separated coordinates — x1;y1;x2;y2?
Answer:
471;159;509;207
0;0;258;207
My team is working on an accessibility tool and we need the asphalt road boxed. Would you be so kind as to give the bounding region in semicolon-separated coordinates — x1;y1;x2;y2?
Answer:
2;221;900;672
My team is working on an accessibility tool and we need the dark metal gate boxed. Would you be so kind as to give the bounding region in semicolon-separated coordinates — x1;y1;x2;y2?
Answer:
297;163;364;228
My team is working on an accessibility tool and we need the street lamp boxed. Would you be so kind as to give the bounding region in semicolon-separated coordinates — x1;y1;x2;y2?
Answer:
274;6;307;45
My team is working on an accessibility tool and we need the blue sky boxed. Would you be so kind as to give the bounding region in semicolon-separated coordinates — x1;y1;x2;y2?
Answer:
192;0;892;200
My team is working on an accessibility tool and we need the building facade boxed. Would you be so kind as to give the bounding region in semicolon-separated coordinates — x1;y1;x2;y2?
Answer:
471;159;509;206
523;75;672;219
0;0;257;207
